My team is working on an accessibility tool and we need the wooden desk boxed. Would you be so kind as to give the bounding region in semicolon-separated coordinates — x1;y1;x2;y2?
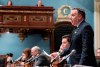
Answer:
10;63;31;67
52;60;67;67
0;6;54;28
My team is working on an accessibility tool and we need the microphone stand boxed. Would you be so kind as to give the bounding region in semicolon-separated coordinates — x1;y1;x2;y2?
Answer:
25;57;35;67
50;57;61;67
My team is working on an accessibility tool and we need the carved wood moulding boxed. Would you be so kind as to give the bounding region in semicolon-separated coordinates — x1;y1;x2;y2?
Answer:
0;6;55;33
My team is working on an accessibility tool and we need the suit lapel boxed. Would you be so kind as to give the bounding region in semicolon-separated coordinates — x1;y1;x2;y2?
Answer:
72;20;85;35
70;20;85;43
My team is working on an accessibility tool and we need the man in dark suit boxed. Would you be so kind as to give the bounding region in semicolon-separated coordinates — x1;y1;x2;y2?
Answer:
61;8;97;67
31;46;50;67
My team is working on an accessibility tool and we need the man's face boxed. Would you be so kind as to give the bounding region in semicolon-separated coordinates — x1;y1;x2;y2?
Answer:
59;38;70;52
31;49;37;57
69;9;81;26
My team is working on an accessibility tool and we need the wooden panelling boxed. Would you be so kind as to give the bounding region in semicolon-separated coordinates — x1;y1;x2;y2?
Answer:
0;6;55;52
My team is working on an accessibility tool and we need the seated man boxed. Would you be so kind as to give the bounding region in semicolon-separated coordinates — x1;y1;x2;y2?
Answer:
50;34;70;64
31;46;50;67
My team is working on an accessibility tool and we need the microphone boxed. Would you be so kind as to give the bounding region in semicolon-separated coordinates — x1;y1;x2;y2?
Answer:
26;56;34;62
14;56;22;62
51;51;62;64
59;49;76;64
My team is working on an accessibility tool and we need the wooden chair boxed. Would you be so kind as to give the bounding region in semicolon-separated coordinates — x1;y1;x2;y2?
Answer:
0;55;7;67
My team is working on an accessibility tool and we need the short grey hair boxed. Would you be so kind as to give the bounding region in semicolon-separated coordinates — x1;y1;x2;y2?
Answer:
31;46;41;54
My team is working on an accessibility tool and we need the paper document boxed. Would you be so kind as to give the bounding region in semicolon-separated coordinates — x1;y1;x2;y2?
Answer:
43;50;50;56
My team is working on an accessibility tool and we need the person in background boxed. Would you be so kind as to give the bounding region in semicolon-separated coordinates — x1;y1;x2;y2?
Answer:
60;8;97;67
31;46;50;66
21;48;31;62
50;34;70;59
59;35;70;53
15;48;31;65
6;53;13;64
49;34;70;67
6;53;14;67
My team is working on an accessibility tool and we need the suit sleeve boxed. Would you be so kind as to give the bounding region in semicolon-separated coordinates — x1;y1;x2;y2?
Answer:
79;27;94;64
34;54;50;66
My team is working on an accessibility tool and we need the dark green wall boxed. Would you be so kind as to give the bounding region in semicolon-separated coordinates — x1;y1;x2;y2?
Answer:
0;0;94;60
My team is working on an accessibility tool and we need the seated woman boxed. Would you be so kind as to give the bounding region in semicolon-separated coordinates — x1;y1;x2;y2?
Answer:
15;48;31;66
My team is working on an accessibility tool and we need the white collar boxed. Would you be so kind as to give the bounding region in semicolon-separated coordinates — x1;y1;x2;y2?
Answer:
77;19;83;27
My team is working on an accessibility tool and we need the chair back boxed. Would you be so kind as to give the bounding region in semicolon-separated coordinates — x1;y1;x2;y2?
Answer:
0;55;7;67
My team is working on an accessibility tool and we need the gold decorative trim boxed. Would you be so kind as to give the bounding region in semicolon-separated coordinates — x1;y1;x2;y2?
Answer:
57;5;72;17
0;10;53;14
29;16;47;22
3;15;21;22
49;16;52;22
56;5;72;22
24;16;27;22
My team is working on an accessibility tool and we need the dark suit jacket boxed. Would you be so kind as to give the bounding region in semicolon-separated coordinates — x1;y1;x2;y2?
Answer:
34;53;50;66
61;20;97;67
